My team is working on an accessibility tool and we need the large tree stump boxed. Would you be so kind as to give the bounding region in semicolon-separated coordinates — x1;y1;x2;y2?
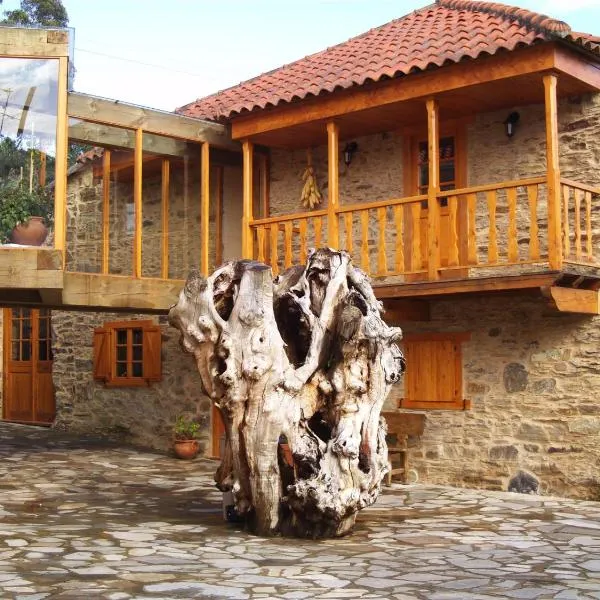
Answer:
168;249;405;537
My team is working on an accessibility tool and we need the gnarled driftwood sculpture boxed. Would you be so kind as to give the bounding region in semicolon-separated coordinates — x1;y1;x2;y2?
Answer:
168;249;404;537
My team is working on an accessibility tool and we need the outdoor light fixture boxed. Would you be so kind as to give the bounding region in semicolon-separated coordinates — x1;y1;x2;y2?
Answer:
343;141;358;166
504;111;520;138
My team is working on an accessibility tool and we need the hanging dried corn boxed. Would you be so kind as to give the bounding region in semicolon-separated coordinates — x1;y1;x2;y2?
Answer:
300;149;323;209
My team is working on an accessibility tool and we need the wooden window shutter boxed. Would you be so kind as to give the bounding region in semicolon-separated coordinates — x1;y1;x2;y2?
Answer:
143;325;162;382
93;327;110;381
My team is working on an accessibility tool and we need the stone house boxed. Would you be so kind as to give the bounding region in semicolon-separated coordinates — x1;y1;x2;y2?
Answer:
2;0;600;499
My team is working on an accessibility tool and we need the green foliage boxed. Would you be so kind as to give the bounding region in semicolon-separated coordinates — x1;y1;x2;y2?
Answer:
0;179;52;243
2;0;68;27
173;415;201;441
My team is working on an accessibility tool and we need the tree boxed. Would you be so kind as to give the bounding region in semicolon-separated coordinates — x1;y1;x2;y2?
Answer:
169;249;405;538
1;0;68;28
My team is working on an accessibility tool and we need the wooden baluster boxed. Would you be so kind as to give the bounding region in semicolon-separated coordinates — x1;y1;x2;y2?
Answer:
360;210;370;274
314;216;322;248
487;190;498;264
377;207;387;276
448;195;459;266
284;222;293;268
467;193;477;265
586;191;593;261
507;187;518;263
270;223;279;275
394;205;404;274
411;203;421;271
527;185;540;260
562;185;570;259
257;226;265;263
575;188;582;260
299;219;307;264
344;212;353;256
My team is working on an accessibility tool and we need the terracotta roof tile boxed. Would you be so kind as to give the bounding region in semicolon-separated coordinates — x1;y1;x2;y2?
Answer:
178;0;591;122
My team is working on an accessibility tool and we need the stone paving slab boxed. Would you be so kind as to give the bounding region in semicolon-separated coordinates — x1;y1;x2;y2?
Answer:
1;422;599;599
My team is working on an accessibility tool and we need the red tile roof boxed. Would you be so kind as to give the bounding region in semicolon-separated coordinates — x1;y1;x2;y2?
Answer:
178;0;597;122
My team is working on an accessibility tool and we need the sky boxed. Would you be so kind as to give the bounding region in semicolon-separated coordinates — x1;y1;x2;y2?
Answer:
3;0;600;112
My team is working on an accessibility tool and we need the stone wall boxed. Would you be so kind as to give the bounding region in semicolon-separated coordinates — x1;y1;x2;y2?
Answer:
386;294;600;501
51;310;210;454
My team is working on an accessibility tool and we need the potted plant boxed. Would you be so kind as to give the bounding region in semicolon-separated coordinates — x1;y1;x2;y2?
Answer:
173;415;201;459
0;180;53;245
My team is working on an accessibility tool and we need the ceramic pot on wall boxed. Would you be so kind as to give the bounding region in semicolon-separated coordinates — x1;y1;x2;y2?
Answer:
10;216;48;246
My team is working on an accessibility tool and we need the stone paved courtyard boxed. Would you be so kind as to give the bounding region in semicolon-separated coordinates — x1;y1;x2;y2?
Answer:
0;423;599;599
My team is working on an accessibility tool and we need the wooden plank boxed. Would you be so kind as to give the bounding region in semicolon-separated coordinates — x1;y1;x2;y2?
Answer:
546;286;599;314
0;28;69;57
394;205;404;274
507;187;518;263
377;207;387;276
585;190;593;261
54;56;68;266
560;178;600;195
0;248;63;291
299;220;307;264
486;190;498;264
544;73;563;270
344;212;353;255
314;216;323;248
250;208;327;227
467;192;477;265
200;142;210;276
336;193;428;214
242;140;254;259
360;210;370;274
68;92;239;150
411;203;421;271
448;195;459;266
528;185;540;260
327;121;339;248
256;227;266;263
270;223;279;275
426;99;440;281
102;150;111;275
284;222;293;268
575;188;583;260
133;128;143;278
161;159;170;278
562;184;571;258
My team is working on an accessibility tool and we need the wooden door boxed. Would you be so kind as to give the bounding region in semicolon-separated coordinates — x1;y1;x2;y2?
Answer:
3;308;55;425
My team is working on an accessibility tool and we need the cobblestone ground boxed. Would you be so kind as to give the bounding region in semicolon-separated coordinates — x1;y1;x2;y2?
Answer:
1;423;600;600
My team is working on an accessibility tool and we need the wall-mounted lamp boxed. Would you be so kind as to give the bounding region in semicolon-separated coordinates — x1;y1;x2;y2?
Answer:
504;111;520;138
343;141;358;167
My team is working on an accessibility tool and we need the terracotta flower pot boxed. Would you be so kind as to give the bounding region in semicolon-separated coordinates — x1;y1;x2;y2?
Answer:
10;216;48;246
173;439;199;460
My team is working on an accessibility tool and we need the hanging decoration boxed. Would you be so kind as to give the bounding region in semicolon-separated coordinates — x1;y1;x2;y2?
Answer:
300;149;323;209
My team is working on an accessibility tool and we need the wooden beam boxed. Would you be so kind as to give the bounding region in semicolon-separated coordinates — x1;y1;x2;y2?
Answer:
101;149;111;275
382;299;431;322
544;73;563;271
327;122;340;248
161;159;170;279
0;248;63;291
54;56;68;267
544;286;600;314
426;99;440;281
0;28;69;57
554;45;600;91
133;128;143;278
231;44;559;139
242;139;254;259
200;142;210;276
68;92;239;150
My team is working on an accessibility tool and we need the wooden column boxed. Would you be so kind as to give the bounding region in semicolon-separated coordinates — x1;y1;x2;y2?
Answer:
426;98;440;280
54;56;69;267
544;73;563;270
101;150;111;275
161;158;170;279
327;122;339;248
133;127;143;278
215;165;224;266
242;139;254;259
200;142;210;275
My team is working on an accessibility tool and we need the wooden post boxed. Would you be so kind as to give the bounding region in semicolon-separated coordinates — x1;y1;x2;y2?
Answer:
200;142;210;275
54;56;68;267
426;98;440;280
215;165;224;266
133;127;143;278
101;149;111;275
161;158;170;279
327;122;339;248
544;73;563;270
242;139;254;259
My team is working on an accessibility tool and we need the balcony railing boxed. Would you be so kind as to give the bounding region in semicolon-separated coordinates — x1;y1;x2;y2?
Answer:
250;177;600;282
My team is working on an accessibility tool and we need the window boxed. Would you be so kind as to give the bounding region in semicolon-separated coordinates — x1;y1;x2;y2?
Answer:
93;320;161;386
417;136;457;194
399;332;471;410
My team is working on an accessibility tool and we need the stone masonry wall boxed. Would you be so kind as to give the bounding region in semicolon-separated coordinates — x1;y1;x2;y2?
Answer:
51;310;210;454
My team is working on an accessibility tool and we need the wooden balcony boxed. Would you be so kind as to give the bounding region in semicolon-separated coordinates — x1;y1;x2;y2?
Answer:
249;176;600;314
